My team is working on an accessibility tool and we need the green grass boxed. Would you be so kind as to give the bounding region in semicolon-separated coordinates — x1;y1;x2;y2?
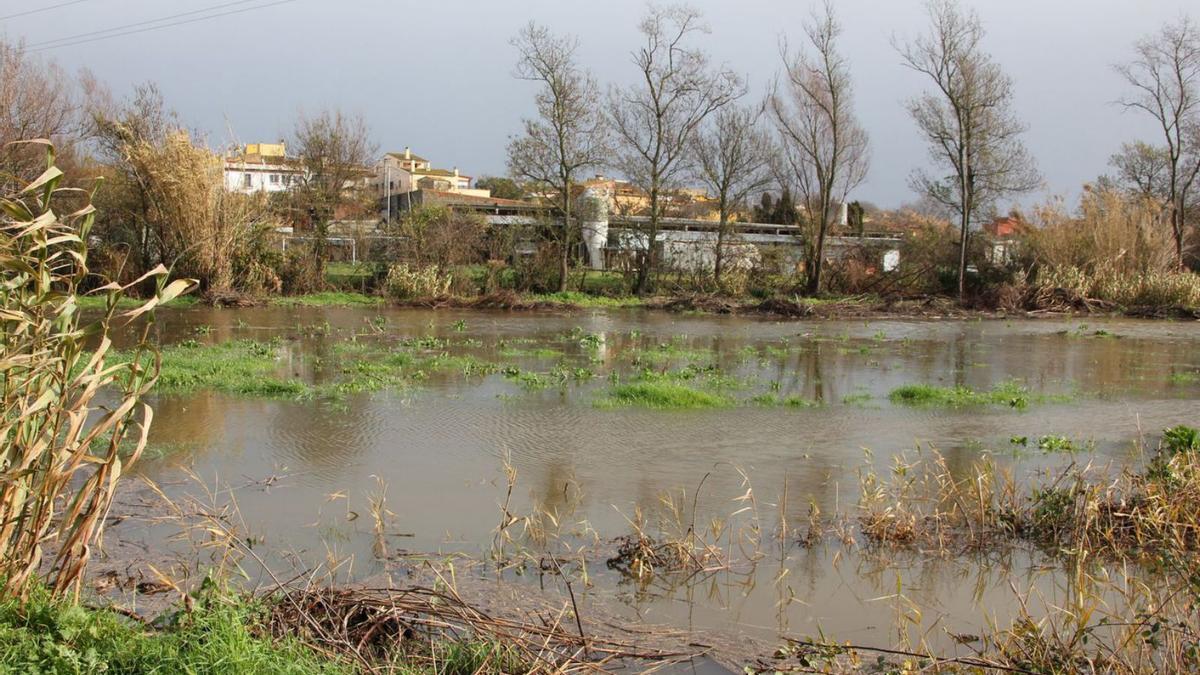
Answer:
842;392;873;406
325;262;375;279
0;587;347;674
750;394;822;408
527;291;646;308
887;380;1053;410
76;294;200;311
627;342;716;367
498;347;566;359
153;340;310;398
271;292;383;308
1169;371;1200;385
599;382;732;409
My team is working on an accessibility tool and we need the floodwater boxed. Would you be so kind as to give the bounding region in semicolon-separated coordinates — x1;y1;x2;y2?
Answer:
123;307;1200;655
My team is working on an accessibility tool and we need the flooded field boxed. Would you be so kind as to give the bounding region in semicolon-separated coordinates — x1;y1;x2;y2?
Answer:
119;307;1200;658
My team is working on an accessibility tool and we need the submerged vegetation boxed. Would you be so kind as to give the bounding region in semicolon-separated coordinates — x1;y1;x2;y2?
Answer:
600;382;732;409
887;380;1067;409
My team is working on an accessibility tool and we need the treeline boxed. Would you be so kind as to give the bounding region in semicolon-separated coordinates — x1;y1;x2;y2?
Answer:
503;0;1200;302
1;2;1198;309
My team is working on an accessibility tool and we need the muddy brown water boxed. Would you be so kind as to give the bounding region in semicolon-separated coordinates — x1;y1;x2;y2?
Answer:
119;307;1200;656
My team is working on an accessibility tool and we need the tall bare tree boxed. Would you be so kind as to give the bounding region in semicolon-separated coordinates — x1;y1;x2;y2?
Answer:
507;22;609;292
770;1;869;295
690;103;774;283
290;109;377;277
1116;17;1200;267
608;4;743;294
897;0;1040;299
0;40;80;190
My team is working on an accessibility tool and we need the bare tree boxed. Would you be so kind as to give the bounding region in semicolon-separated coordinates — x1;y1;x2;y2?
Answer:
690;103;774;283
290;109;377;276
1116;16;1200;267
507;22;609;292
0;40;80;190
1109;141;1173;204
770;1;870;295
608;4;744;294
897;0;1040;300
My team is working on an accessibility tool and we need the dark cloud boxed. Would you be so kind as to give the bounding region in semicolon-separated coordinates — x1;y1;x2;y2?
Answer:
8;0;1192;207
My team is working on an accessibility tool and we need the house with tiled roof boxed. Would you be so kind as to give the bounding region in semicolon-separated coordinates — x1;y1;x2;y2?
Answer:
373;147;483;200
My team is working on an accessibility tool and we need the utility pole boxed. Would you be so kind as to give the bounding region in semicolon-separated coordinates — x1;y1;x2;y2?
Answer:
384;163;392;225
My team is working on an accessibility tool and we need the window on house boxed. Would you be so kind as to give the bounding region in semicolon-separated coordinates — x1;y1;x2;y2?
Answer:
243;173;252;189
270;174;281;184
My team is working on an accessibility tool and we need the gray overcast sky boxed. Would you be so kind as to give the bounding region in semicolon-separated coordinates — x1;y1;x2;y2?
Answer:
4;0;1195;208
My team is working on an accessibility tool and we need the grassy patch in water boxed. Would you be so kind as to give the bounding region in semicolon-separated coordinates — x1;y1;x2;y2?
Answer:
498;347;566;359
1169;371;1200;385
751;394;822;408
599;382;732;409
627;341;716;367
154;339;310;398
842;392;873;406
887;380;1059;410
271;292;383;308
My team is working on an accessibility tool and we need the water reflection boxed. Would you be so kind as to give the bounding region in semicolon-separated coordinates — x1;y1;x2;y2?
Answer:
123;307;1199;651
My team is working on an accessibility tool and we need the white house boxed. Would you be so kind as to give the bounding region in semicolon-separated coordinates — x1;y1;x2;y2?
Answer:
372;147;487;199
223;143;305;194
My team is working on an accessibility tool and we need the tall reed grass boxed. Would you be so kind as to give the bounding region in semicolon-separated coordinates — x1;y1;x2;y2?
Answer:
0;141;192;598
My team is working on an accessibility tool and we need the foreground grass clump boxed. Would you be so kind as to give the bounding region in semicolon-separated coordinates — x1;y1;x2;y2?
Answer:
155;339;309;397
600;382;731;409
888;380;1050;409
0;588;347;674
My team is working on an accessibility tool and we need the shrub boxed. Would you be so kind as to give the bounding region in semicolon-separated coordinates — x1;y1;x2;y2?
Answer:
383;263;453;300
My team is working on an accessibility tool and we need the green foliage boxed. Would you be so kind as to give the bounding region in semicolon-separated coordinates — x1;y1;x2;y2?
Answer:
1037;435;1091;454
270;292;383;307
1168;371;1200;385
888;380;1042;409
526;291;646;308
1163;426;1200;455
751;394;822;408
600;383;732;409
151;340;309;398
0;587;347;674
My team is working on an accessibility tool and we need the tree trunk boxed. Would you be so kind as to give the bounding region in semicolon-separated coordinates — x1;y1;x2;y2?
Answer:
1172;204;1185;271
714;201;728;285
636;187;659;296
807;220;827;296
957;211;969;301
558;194;571;293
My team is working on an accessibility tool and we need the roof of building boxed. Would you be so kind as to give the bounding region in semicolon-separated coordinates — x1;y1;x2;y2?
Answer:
983;216;1032;238
414;168;472;180
385;151;430;163
415;189;544;210
224;153;302;169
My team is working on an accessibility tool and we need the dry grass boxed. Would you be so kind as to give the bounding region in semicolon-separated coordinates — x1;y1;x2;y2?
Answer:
1023;189;1200;310
0;142;193;598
